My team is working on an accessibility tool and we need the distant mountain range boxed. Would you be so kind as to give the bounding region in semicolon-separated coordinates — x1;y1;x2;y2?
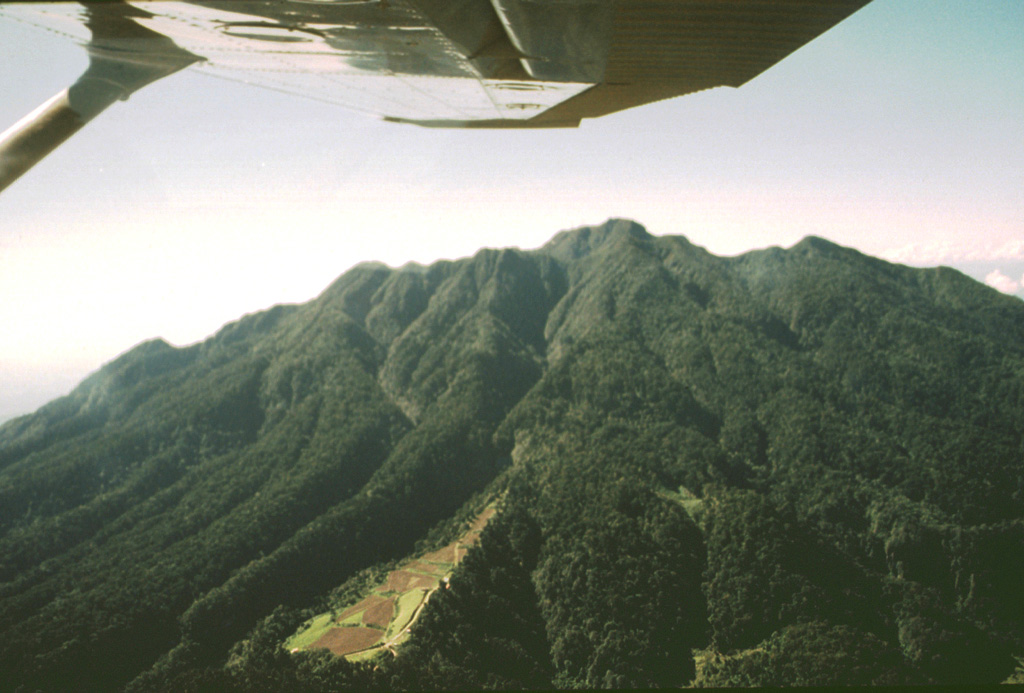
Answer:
2;219;1023;690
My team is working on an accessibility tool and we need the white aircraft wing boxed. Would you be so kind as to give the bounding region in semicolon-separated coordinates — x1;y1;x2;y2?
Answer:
0;0;873;190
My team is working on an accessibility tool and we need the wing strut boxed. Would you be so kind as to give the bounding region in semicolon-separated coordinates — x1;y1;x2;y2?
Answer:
0;2;201;193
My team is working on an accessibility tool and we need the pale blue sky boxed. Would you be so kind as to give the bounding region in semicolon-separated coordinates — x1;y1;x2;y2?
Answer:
1;0;1022;422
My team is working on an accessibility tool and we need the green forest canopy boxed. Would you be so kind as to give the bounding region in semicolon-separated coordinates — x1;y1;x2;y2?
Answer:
1;219;1022;690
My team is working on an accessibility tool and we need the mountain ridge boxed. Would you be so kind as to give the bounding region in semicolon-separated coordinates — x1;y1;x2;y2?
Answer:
8;218;1010;429
1;219;1023;690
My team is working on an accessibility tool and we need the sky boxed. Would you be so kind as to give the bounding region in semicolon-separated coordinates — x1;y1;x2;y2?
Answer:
1;0;1022;423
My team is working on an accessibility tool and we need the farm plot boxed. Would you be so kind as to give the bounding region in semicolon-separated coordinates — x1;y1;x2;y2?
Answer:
405;560;445;577
382;569;437;593
362;597;396;628
385;588;430;641
286;503;497;660
339;593;387;621
286;613;336;651
311;626;383;656
420;544;458;564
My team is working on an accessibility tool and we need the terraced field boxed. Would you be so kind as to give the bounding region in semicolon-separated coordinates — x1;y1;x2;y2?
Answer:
286;505;496;660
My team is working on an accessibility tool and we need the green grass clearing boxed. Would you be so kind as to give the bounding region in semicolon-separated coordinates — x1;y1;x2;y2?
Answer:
338;610;366;626
680;497;704;520
385;589;427;640
284;612;336;651
348;647;388;663
658;487;705;522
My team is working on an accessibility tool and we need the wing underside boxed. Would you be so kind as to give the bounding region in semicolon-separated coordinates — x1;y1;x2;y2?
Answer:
0;0;872;190
4;0;873;127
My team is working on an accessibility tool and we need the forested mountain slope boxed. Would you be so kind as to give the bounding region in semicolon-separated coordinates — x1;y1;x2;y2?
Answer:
1;219;1022;690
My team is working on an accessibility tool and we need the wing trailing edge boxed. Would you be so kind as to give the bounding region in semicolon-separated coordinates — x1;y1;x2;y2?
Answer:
0;0;873;189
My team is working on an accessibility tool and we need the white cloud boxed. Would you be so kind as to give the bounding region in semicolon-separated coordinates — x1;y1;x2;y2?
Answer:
997;240;1024;260
882;242;958;265
984;269;1020;294
882;239;1024;266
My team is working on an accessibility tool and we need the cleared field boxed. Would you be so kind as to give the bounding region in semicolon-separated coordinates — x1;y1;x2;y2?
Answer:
284;612;336;651
286;503;498;661
311;626;383;656
456;507;494;550
421;544;458;564
339;593;386;620
338;610;365;626
657;487;705;522
348;646;389;663
382;569;437;593
404;560;446;576
466;506;495;537
386;589;429;640
362;596;396;628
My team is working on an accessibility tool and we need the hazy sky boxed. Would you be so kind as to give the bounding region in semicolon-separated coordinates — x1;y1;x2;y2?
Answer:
1;0;1022;423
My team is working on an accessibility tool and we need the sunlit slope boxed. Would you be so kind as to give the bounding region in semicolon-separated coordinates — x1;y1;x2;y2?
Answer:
284;504;495;660
1;219;1023;690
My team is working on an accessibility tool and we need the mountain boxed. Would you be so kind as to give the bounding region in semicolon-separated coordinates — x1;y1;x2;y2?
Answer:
1;219;1023;690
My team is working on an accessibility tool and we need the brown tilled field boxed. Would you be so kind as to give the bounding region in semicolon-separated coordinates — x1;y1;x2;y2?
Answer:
339;593;386;620
311;626;383;656
362;596;396;628
383;570;437;593
420;544;458;564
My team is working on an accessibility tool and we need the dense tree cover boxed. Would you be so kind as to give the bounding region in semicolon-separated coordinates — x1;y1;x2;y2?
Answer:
2;219;1023;690
694;620;912;687
383;503;553;689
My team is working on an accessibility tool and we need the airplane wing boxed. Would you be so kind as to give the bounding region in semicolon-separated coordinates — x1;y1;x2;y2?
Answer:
0;0;873;191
